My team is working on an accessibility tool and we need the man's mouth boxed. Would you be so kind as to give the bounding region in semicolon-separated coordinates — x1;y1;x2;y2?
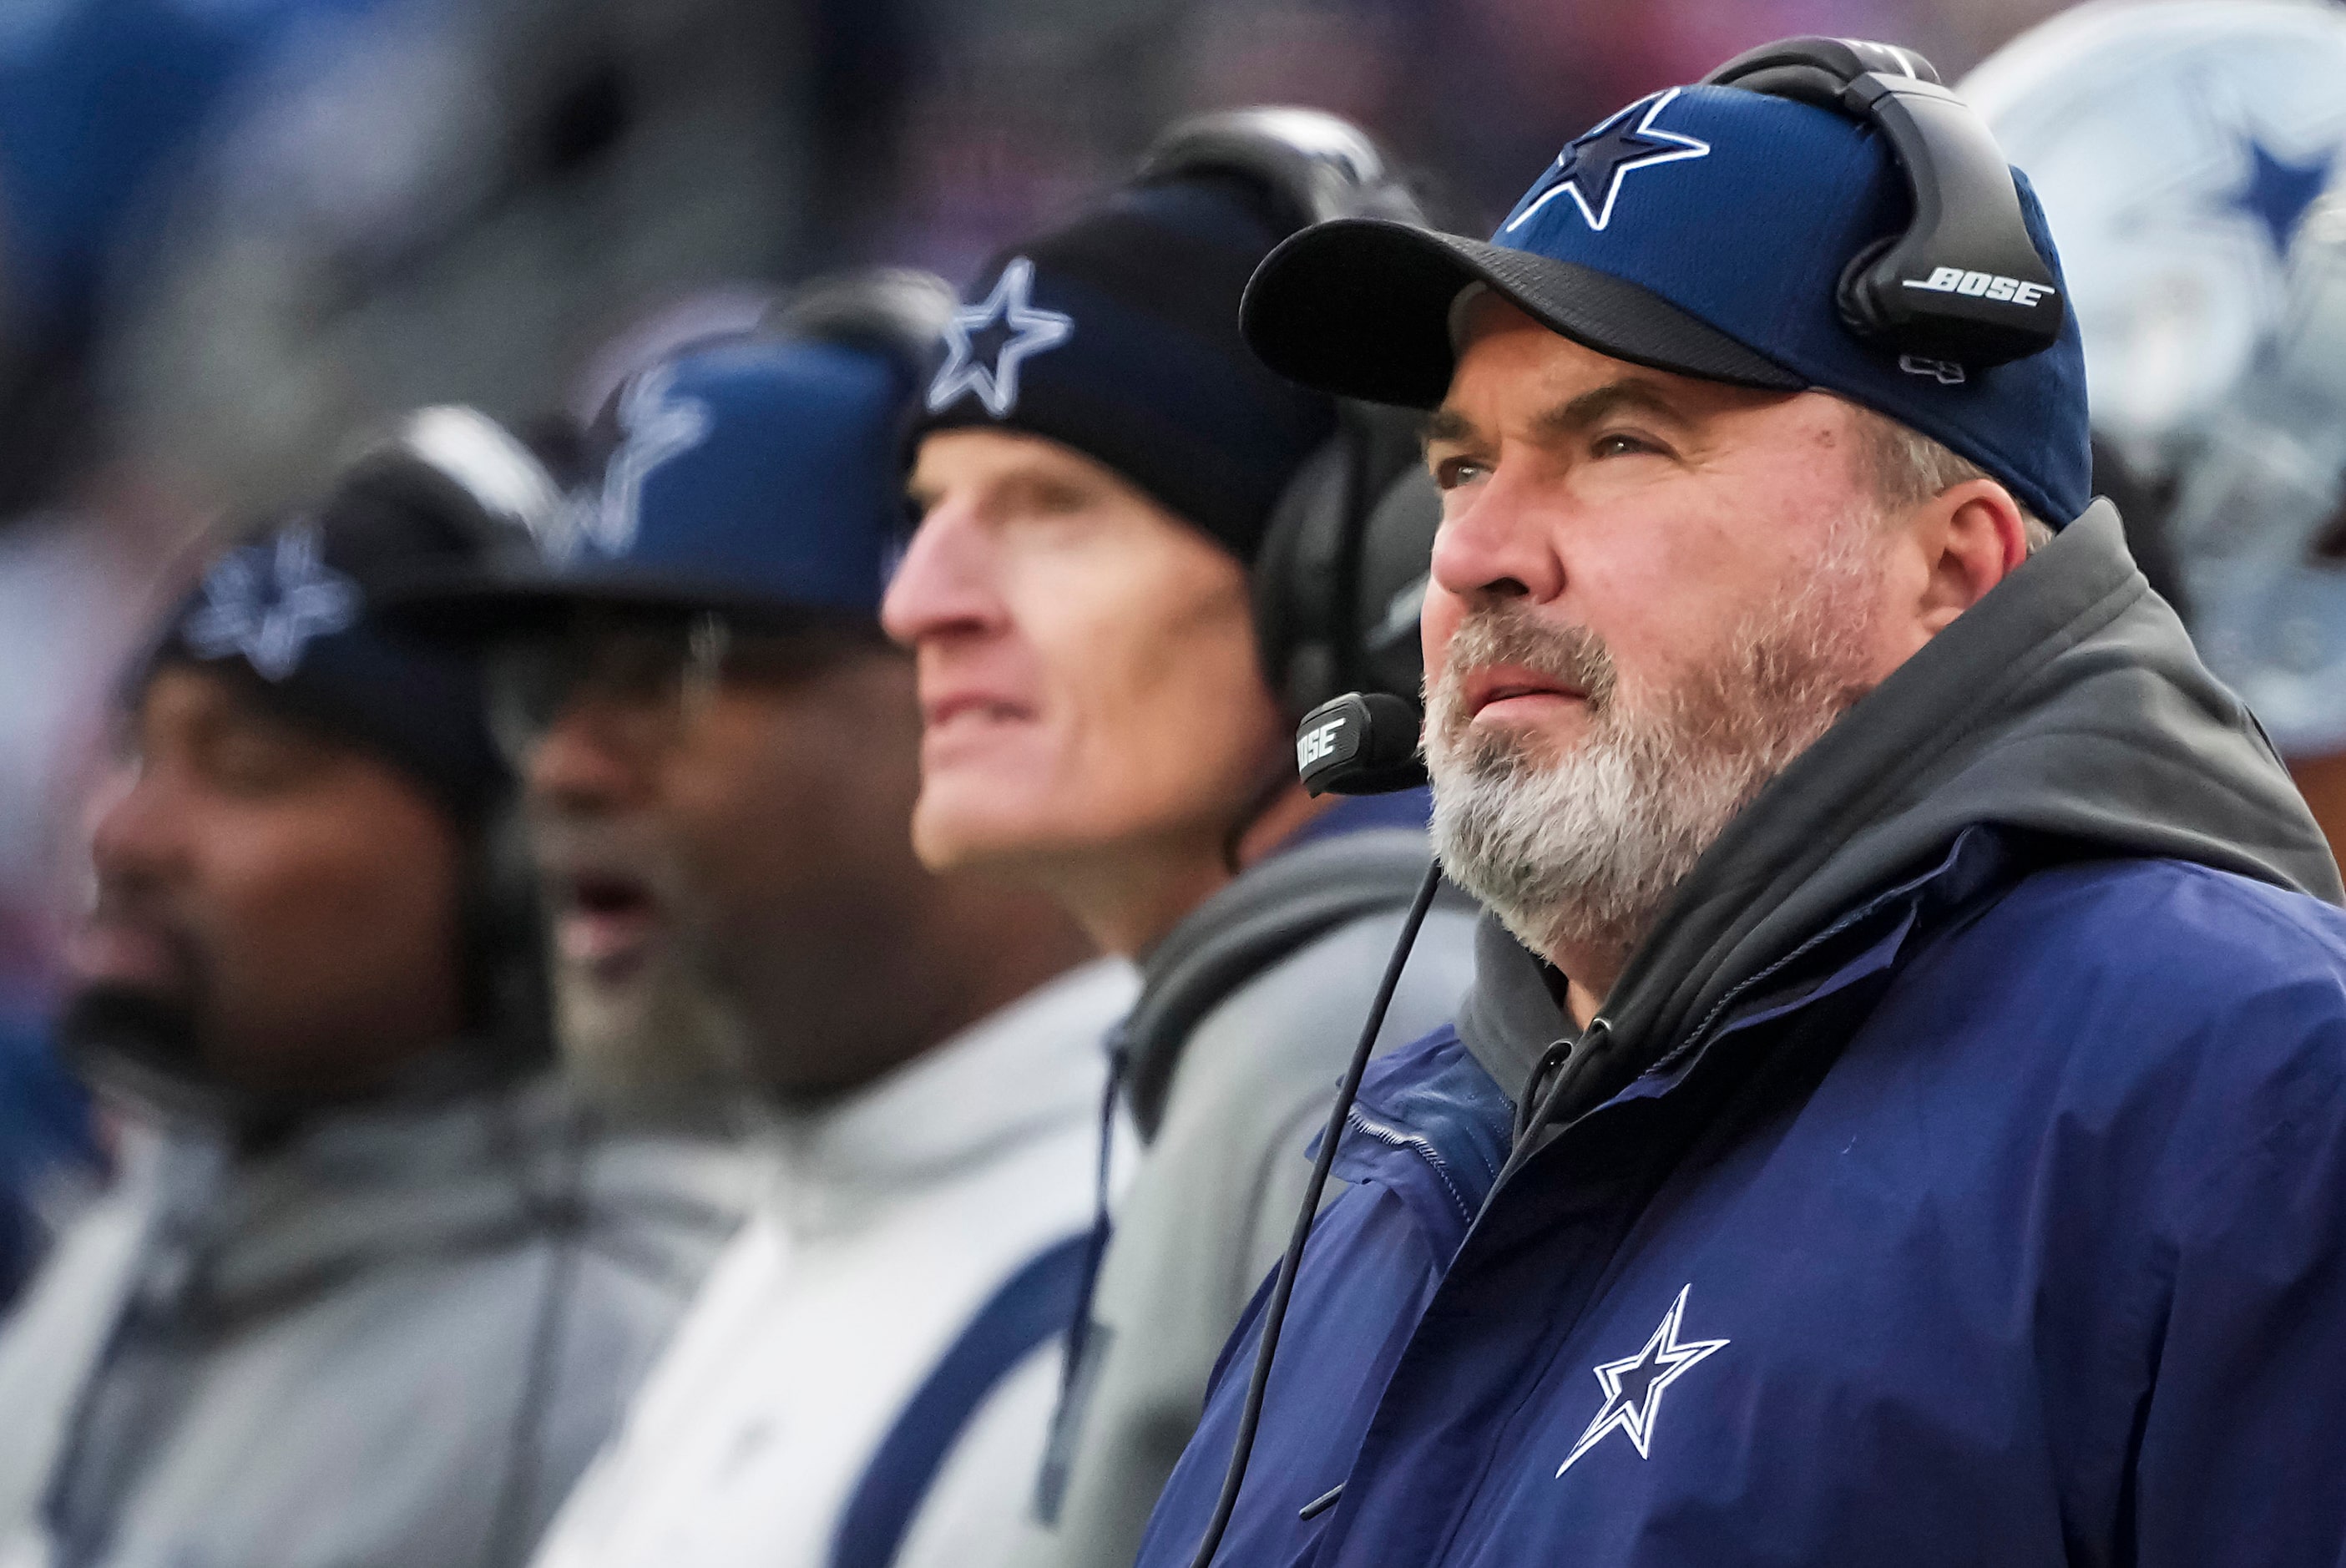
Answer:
923;689;1035;730
1464;664;1590;721
555;873;663;981
66;911;197;999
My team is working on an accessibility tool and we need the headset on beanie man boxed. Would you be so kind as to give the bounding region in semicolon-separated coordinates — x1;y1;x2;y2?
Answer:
1137;109;1449;751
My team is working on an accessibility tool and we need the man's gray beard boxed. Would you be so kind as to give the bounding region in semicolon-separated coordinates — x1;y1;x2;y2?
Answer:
1425;529;1887;978
554;941;756;1120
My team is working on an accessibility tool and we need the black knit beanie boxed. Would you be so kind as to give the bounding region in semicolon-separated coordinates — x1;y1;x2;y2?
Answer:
141;487;509;829
912;171;1339;564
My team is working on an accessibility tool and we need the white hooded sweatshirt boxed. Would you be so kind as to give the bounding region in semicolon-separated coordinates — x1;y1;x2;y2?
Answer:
528;956;1136;1568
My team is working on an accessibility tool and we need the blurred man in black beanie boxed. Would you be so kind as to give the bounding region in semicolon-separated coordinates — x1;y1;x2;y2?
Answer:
885;110;1478;1568
0;412;747;1568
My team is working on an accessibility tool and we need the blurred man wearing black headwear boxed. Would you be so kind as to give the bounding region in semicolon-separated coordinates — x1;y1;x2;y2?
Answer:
884;111;1479;1568
0;414;747;1568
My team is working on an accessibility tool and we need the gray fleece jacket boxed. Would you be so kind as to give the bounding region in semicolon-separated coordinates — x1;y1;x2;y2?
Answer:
0;1072;751;1568
1014;804;1479;1568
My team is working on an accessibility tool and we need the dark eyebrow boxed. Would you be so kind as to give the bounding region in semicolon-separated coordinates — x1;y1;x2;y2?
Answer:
1532;379;1693;440
1421;406;1477;450
1423;377;1695;454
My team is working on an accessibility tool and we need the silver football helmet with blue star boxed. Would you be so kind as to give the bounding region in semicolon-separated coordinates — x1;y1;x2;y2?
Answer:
1964;0;2346;756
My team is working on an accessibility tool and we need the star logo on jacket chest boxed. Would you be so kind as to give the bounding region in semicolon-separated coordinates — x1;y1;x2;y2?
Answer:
1506;87;1710;235
927;256;1074;417
1557;1284;1729;1474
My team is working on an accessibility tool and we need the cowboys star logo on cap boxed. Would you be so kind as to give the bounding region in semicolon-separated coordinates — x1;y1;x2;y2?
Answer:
564;363;712;562
1506;87;1712;235
180;522;363;681
926;257;1075;418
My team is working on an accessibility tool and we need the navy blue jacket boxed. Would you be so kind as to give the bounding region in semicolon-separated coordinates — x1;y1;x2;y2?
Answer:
1136;505;2346;1566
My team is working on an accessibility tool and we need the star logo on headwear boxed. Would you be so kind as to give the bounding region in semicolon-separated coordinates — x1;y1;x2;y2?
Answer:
567;363;711;561
1507;88;1711;235
2227;135;2338;258
1555;1285;1730;1474
926;257;1074;418
180;523;362;682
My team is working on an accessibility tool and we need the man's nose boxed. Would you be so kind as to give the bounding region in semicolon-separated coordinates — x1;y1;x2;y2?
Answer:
525;700;659;817
87;765;186;890
1428;465;1566;605
882;505;1001;650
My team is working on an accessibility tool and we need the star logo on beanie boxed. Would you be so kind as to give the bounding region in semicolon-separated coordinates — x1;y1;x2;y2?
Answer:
1506;88;1711;235
181;522;362;681
928;257;1075;418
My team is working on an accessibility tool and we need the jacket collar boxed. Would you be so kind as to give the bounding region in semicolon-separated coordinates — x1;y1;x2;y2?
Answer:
761;957;1135;1236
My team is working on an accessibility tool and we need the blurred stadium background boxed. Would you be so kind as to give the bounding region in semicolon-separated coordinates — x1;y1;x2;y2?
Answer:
0;0;2078;1272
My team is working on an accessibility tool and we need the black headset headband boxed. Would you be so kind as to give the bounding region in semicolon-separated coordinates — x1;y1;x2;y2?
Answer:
1135;106;1425;231
766;266;959;388
336;406;563;555
1704;37;2064;366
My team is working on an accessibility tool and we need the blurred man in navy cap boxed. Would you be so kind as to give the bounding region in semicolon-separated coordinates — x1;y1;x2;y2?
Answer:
1134;38;2346;1568
401;274;1132;1568
882;112;1479;1568
0;411;747;1568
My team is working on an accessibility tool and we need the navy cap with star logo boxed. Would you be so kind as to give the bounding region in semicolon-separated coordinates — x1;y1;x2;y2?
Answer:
1241;76;2091;528
1512;89;1714;234
402;334;928;636
388;268;956;643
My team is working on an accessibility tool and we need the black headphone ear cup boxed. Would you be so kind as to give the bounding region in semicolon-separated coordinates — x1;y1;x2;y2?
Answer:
461;802;553;1067
1351;466;1443;701
1252;438;1352;716
1708;36;2060;367
1834;233;1900;341
1252;413;1444;719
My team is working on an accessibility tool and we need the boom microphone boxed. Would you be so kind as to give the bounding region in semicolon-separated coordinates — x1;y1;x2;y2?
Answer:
1294;690;1425;797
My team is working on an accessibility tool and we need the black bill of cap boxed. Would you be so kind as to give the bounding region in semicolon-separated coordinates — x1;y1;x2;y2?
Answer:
1239;217;1804;408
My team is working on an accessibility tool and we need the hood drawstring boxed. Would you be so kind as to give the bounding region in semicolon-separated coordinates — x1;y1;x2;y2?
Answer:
1059;1025;1129;1402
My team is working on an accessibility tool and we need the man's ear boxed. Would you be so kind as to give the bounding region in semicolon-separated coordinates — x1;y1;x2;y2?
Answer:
1911;478;2029;638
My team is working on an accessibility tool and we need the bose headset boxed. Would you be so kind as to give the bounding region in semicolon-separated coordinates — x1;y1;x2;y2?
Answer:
1708;36;2064;366
1187;39;2063;1565
1135;109;1449;757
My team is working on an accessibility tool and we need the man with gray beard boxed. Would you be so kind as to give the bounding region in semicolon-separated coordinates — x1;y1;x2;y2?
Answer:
1425;522;1884;977
1134;38;2346;1568
399;282;1131;1568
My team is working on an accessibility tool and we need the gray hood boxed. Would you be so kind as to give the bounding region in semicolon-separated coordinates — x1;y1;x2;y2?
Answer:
1125;826;1474;1139
1121;826;1426;1131
1461;500;2342;1119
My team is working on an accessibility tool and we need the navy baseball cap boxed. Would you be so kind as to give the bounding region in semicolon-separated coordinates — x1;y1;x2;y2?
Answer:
402;330;928;635
1241;81;2091;526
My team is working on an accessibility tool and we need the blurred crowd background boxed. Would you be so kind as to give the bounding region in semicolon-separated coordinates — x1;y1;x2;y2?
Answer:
0;0;2083;1294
